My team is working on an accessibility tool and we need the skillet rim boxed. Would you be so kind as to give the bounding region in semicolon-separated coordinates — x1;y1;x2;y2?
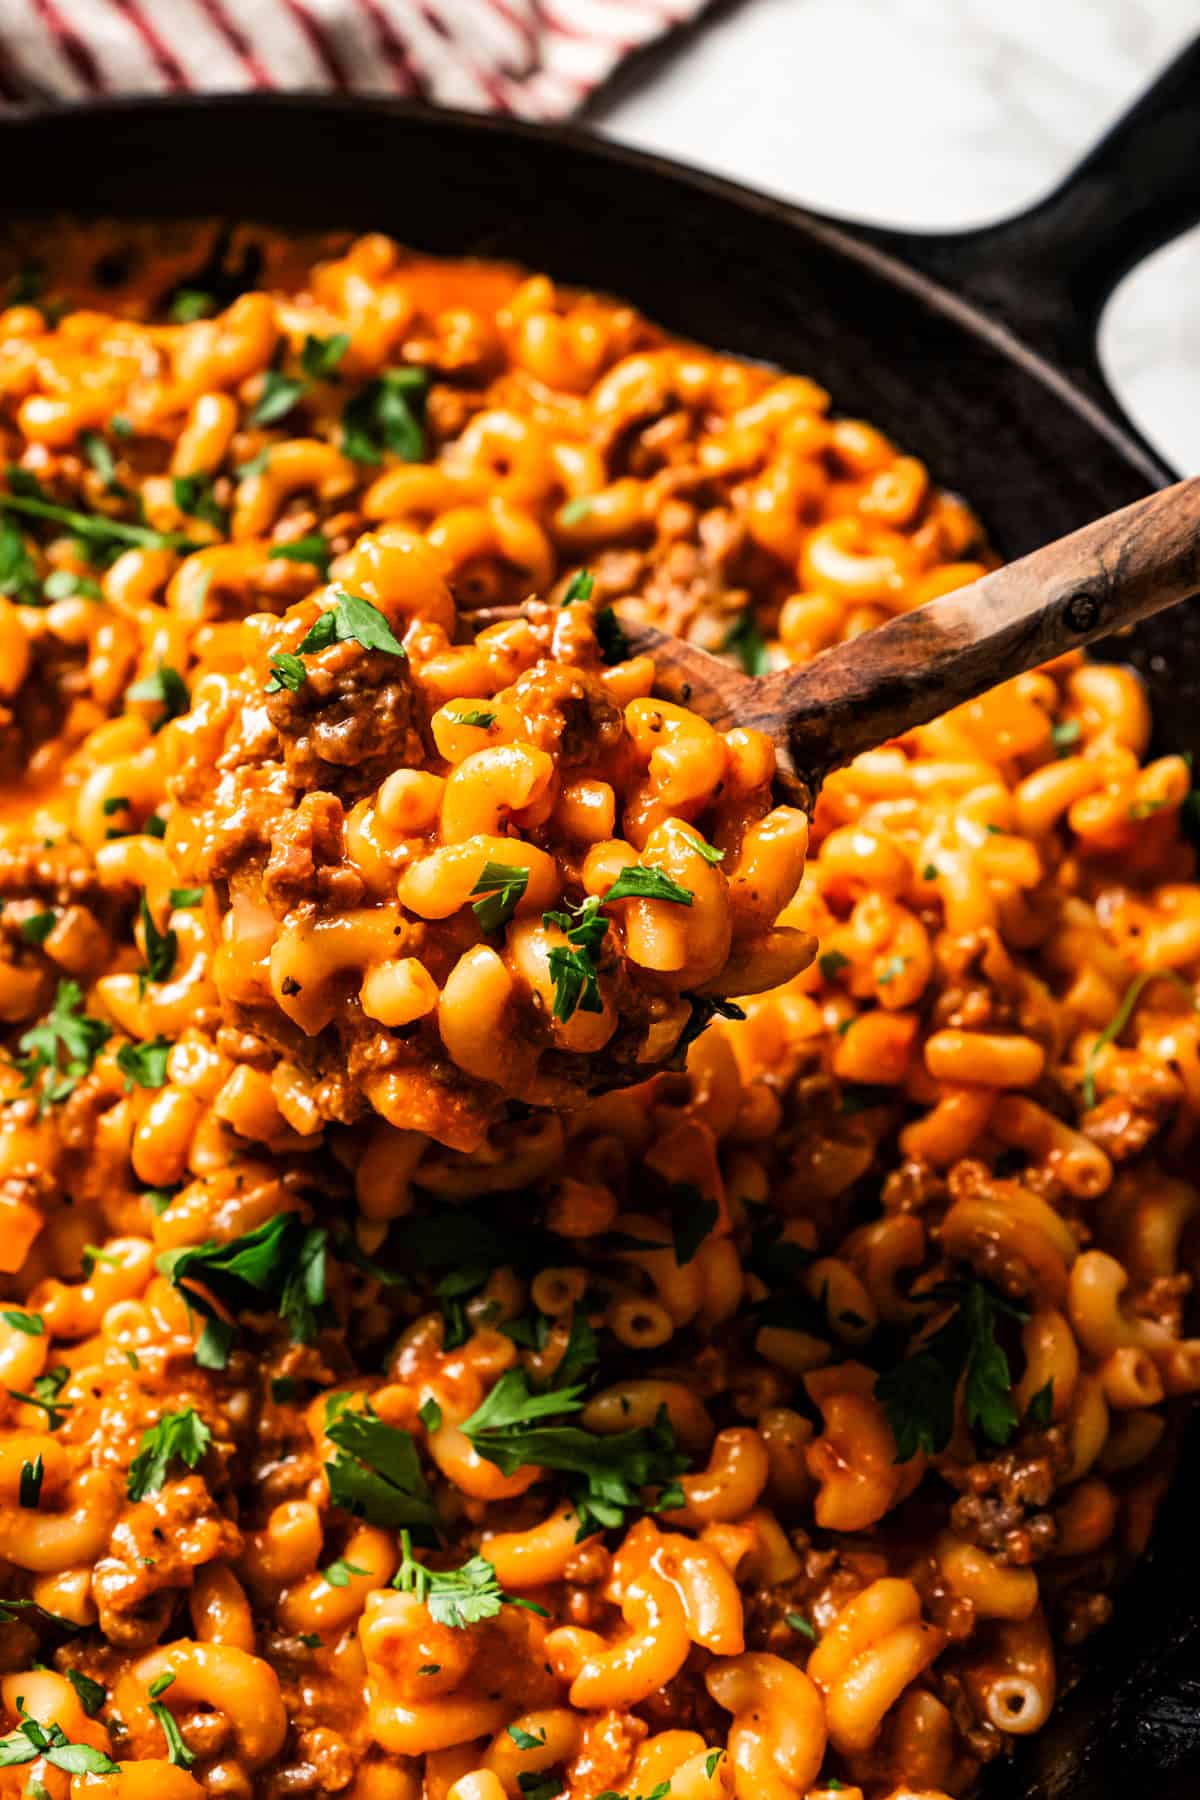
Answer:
0;86;1175;496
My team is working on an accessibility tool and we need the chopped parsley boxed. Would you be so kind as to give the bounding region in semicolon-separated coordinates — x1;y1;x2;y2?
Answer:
171;473;227;532
681;829;724;865
418;1397;443;1433
19;1453;43;1508
301;332;351;380
324;1405;439;1533
1081;969;1198;1107
542;896;610;1021
462;1368;688;1534
43;568;102;602
116;1036;172;1091
322;1558;369;1588
1;1310;43;1335
559;497;593;526
593;606;628;664
267;533;331;575
251;368;307;427
471;861;529;934
149;1700;196;1769
786;1611;816;1639
450;708;498;729
139;893;177;988
126;1406;213;1500
1051;718;1082;756
265;651;307;694
394;1531;546;1628
818;949;850;980
169;288;215;322
875;1280;1027;1460
508;1725;548;1750
0;1700;120;1774
1026;1379;1055;1428
602;865;693;907
297;589;407;659
157;1211;328;1367
0;516;40;605
11;978;111;1112
341;367;429;464
7;1364;71;1429
723;611;770;675
169;887;204;909
126;661;190;729
668;1183;720;1265
562;568;594;604
63;1670;105;1717
0;489;196;555
876;954;909;984
18;911;55;947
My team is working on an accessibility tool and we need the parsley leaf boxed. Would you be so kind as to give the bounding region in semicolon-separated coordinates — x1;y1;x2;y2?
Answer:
471;861;529;934
267;534;331;575
139;893;177;989
127;661;189;729
149;1702;196;1769
723;611;770;675
301;332;351;380
296;589;406;659
462;1370;688;1534
0;516;39;604
44;568;102;601
785;1612;816;1639
560;497;593;526
172;474;227;532
668;1183;720;1265
2;1310;43;1335
157;1212;328;1365
562;568;594;604
602;865;693;907
7;1364;71;1428
116;1036;171;1091
265;650;307;694
12;979;110;1112
451;708;497;729
19;1453;43;1507
818;949;850;980
1081;969;1198;1108
542;896;610;1021
0;491;196;555
324;1404;439;1533
593;606;627;664
63;1670;105;1717
251;368;306;427
18;911;55;946
1026;1379;1055;1429
508;1725;548;1750
394;1531;545;1628
1051;718;1082;756
169;289;215;322
875;1280;1027;1461
169;887;204;909
322;1558;369;1588
0;1700;120;1773
81;432;120;493
681;829;724;865
341;367;429;464
126;1406;213;1500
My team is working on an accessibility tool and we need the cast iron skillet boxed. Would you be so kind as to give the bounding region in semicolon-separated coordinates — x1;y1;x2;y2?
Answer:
5;35;1200;1797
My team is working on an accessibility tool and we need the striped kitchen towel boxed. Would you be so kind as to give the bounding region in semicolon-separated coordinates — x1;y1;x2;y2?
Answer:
0;0;706;119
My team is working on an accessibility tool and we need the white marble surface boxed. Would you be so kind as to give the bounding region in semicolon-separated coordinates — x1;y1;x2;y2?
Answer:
596;0;1200;473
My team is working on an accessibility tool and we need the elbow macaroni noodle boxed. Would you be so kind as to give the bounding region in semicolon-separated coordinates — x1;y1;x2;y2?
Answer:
0;221;1196;1800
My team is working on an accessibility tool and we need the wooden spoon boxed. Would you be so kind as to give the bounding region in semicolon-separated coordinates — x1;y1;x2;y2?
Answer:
482;478;1200;810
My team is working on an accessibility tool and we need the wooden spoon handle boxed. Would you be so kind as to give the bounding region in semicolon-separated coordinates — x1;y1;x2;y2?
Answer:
760;475;1200;782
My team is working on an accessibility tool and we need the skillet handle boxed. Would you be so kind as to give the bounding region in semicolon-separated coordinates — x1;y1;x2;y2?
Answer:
854;34;1200;452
